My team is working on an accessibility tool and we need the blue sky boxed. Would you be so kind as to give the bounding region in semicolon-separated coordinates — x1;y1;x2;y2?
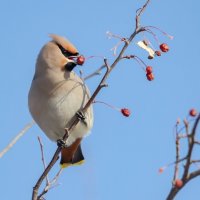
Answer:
1;0;200;199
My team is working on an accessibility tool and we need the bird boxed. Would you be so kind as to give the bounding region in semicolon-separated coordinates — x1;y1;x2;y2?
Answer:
28;34;94;168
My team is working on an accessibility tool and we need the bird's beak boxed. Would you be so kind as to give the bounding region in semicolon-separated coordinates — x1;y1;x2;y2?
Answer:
68;55;85;66
65;55;85;71
68;56;79;64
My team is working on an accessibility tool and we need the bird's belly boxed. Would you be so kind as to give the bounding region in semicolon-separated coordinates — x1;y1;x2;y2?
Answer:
29;82;93;145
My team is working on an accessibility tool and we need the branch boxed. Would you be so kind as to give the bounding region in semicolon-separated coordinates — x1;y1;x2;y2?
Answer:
136;0;151;29
32;1;151;199
83;65;106;81
173;131;180;181
37;136;64;199
38;168;63;200
183;115;200;180
166;114;200;200
38;137;49;185
0;120;35;158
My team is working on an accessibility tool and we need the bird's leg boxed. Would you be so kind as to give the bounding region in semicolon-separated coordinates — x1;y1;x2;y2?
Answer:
57;111;87;148
57;128;69;148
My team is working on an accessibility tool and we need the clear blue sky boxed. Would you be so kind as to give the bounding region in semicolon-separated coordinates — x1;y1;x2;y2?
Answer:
1;0;200;199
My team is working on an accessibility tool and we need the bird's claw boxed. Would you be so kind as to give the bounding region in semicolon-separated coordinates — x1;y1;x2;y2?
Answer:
57;139;67;148
76;111;86;121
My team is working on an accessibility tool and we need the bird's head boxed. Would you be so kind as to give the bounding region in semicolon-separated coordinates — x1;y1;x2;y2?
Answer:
36;34;82;73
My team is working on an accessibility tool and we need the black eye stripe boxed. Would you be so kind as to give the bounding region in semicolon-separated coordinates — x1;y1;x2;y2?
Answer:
56;43;78;58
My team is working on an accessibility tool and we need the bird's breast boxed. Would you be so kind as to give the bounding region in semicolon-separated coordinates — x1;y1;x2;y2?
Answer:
28;76;93;142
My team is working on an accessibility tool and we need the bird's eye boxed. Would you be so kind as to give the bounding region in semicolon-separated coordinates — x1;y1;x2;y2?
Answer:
62;49;67;54
57;43;73;58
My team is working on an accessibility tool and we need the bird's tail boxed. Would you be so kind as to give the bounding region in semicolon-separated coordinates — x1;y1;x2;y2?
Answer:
60;139;84;168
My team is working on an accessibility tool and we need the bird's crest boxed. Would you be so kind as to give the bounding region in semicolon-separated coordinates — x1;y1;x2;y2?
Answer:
49;34;78;54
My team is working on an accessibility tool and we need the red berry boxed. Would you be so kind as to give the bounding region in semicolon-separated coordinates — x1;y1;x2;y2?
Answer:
121;108;131;117
174;179;183;188
189;109;198;117
158;168;164;174
155;51;161;56
77;55;85;65
160;43;169;52
146;72;154;81
146;66;153;74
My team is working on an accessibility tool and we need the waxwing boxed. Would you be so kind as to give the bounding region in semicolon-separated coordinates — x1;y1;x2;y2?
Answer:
28;34;93;168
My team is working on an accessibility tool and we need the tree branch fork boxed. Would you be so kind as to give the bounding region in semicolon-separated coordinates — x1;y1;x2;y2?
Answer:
166;114;200;200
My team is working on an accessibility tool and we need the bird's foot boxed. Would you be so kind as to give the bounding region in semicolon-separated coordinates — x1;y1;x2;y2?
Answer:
76;111;86;121
57;139;67;148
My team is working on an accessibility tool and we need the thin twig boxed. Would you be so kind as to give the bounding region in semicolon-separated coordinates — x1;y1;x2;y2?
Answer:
48;168;63;189
136;0;151;29
182;115;200;180
190;160;200;164
175;118;195;135
183;119;190;137
38;169;63;200
0;120;35;158
37;137;49;185
173;131;180;181
194;140;200;145
83;65;105;81
137;0;151;16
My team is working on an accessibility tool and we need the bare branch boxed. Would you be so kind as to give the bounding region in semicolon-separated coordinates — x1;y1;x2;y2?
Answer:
136;0;151;29
166;114;200;200
182;115;200;180
137;0;151;17
48;168;63;189
37;137;49;185
83;65;105;81
183;119;189;137
188;168;200;180
190;160;200;164
173;132;180;181
194;140;200;145
38;169;63;200
0;120;35;158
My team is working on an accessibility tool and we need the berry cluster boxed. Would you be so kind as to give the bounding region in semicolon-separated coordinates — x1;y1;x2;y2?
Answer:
107;28;172;82
146;66;154;81
148;43;169;59
146;43;169;81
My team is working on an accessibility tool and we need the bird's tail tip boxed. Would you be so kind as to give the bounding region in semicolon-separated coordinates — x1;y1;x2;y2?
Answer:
60;143;85;169
60;159;85;169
